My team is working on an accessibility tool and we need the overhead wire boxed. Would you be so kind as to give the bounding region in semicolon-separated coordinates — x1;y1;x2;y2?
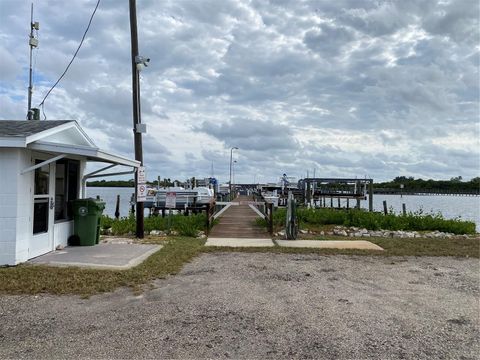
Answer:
38;0;101;118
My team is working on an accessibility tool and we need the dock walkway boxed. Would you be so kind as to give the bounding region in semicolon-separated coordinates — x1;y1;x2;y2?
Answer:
208;196;269;238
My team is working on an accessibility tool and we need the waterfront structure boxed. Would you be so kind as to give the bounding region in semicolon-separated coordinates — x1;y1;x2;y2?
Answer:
0;120;139;265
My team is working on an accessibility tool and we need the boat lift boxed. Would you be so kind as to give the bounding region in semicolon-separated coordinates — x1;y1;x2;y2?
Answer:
299;178;374;211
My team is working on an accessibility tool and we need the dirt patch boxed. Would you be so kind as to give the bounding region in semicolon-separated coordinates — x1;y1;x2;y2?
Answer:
0;253;478;359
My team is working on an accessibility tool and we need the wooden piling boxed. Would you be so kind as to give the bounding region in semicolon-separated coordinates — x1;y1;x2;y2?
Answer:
402;203;406;216
383;200;388;215
115;195;120;219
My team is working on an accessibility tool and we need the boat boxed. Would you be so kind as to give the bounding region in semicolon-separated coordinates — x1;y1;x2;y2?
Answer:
144;186;215;209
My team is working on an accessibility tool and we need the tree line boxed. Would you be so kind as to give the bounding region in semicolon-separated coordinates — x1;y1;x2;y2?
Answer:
374;176;480;192
87;176;480;193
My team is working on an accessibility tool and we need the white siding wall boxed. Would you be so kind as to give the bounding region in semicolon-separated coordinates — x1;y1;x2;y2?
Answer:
15;150;34;263
0;148;22;265
54;221;74;248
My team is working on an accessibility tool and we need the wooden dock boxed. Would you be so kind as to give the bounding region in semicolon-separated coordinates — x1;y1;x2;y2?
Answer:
208;196;269;238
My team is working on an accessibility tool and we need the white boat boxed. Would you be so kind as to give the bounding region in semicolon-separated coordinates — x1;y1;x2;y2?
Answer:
144;186;215;209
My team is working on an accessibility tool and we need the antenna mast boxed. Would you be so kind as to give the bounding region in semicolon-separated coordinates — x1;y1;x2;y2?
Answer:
27;3;39;120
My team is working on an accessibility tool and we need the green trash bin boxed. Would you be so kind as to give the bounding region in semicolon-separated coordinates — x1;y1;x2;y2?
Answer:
72;198;105;246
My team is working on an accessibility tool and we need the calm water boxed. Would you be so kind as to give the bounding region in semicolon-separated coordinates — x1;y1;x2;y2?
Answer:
87;187;480;231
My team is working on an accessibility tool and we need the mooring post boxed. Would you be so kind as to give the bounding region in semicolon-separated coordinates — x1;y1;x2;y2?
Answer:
130;193;135;215
346;198;349;209
306;180;311;206
115;194;120;219
402;203;406;216
368;180;373;212
356;197;361;209
383;200;388;215
337;198;340;208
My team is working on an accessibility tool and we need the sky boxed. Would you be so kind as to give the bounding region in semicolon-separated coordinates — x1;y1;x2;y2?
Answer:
0;0;479;183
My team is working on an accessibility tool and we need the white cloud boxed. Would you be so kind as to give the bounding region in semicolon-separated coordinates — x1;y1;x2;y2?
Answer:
0;0;478;182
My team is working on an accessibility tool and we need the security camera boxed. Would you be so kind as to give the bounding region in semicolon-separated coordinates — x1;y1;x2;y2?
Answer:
135;55;150;72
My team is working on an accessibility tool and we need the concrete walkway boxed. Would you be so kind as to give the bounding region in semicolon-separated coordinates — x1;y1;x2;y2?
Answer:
276;240;384;250
205;238;383;250
30;243;162;270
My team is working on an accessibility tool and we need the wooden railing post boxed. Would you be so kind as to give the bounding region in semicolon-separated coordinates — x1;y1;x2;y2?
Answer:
269;202;273;236
205;203;211;235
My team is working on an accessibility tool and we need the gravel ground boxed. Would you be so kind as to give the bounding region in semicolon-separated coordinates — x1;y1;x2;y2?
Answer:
1;253;479;359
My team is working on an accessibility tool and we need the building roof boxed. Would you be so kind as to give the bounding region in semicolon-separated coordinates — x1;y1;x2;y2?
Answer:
0;120;140;168
0;120;73;137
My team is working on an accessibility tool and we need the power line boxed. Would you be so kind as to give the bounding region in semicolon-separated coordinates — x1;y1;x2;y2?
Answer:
38;0;101;113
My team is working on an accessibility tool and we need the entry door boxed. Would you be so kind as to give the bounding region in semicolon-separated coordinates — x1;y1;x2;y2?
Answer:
30;162;55;259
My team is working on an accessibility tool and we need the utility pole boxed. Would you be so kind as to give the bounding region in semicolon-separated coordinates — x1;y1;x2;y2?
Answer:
27;3;39;120
129;0;144;238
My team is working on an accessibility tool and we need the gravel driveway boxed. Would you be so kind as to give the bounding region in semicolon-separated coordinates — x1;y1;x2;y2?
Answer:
1;253;478;359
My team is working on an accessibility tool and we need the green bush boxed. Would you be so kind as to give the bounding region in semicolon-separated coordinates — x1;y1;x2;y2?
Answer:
259;207;476;235
101;213;207;237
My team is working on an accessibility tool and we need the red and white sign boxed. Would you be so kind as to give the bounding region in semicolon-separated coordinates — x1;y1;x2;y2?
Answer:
165;192;176;208
137;184;147;202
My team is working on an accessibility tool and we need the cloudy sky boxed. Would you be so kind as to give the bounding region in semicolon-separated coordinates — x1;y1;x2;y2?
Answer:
1;0;479;183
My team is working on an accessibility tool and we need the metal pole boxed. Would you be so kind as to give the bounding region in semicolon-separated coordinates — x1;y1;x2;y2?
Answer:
27;3;34;119
229;147;237;201
129;0;144;238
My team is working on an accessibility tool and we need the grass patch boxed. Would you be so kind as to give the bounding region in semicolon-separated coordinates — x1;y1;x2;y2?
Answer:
1;235;477;296
0;237;205;297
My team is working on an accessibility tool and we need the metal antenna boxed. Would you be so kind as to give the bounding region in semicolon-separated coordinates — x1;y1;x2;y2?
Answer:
27;3;39;120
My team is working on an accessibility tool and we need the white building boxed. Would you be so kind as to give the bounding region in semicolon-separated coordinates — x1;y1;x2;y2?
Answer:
0;120;140;265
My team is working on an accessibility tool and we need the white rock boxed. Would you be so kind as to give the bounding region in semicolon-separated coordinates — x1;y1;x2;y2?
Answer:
300;229;308;234
362;233;371;237
278;231;285;236
320;231;325;236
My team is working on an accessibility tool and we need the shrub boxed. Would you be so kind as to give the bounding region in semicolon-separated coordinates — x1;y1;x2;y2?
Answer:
101;213;207;237
261;207;476;235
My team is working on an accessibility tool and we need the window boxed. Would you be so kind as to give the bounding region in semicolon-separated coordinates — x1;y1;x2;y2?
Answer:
54;160;79;221
33;161;50;234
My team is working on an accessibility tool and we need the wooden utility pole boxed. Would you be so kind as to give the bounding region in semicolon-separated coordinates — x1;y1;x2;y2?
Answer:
129;0;144;238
